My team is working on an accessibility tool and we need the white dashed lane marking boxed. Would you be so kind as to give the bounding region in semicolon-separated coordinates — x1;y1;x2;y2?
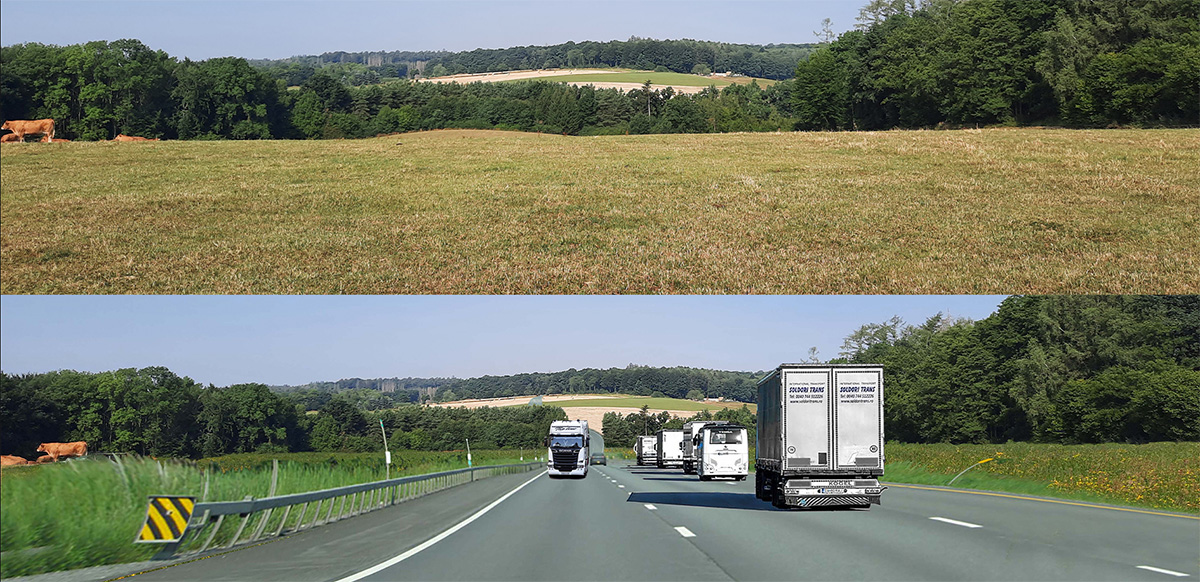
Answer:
929;517;982;528
674;526;696;538
644;504;657;510
1137;566;1190;577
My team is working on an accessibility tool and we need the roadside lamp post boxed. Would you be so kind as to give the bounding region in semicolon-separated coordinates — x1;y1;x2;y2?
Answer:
466;438;472;468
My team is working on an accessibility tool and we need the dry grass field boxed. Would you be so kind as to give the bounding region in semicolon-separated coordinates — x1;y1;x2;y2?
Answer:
2;128;1196;294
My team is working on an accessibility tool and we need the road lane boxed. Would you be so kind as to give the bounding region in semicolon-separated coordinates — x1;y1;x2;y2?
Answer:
607;462;1198;581
130;460;1198;581
361;468;732;581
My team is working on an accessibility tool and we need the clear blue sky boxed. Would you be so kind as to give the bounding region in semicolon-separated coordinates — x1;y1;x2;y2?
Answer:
0;296;1007;387
0;1;863;60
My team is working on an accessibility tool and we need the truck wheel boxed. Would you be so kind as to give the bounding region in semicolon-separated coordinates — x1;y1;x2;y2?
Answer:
699;475;711;481
754;471;764;500
771;480;788;509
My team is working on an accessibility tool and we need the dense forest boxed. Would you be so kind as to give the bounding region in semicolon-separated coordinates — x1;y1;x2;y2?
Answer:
2;0;1195;141
793;0;1199;129
2;296;1195;461
250;37;816;84
839;295;1199;444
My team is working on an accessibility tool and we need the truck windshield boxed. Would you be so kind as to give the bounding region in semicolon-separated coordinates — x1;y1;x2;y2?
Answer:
709;430;743;444
549;436;584;448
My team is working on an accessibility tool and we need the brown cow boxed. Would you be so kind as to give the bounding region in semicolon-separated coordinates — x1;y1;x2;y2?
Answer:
113;134;158;142
1;455;30;466
1;119;54;142
36;441;87;462
36;455;57;463
49;138;72;143
1;133;21;143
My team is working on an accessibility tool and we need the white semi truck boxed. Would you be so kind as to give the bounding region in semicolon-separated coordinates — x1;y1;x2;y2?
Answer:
755;364;887;509
695;423;749;481
547;420;590;478
635;435;658;466
656;429;685;469
682;420;731;474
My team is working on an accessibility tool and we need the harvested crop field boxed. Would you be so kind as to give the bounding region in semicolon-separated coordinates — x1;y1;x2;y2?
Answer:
421;68;756;94
2;128;1197;294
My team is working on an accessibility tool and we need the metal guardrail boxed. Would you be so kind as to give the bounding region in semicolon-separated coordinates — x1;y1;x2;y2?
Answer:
154;461;543;560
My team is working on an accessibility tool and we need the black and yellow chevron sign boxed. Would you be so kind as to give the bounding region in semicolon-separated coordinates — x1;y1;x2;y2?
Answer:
136;496;195;543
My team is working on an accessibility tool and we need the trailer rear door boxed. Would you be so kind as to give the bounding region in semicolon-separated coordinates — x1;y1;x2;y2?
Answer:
833;368;883;470
783;368;831;470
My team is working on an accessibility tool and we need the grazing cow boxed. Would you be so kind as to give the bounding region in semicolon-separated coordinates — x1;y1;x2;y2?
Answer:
1;455;30;466
1;118;54;142
36;441;88;462
113;134;158;142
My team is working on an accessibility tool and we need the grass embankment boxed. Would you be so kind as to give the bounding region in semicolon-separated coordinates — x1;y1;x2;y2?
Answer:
883;442;1198;514
554;396;755;412
2;129;1197;293
0;451;531;578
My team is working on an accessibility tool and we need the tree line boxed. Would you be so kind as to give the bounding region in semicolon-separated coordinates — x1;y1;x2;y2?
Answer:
1;38;798;140
601;405;758;449
839;295;1199;444
793;0;1199;129
251;37;816;84
1;296;1195;459
0;369;566;460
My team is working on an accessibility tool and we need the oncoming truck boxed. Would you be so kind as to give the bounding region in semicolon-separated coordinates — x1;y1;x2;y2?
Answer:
635;435;658;466
656;429;685;469
547;420;589;478
695;423;748;481
755;364;887;509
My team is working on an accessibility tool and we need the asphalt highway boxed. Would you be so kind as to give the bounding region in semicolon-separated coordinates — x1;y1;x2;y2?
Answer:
134;461;1199;581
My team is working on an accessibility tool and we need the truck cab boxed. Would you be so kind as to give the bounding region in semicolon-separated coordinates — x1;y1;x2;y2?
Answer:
547;420;590;478
695;424;749;481
682;420;731;474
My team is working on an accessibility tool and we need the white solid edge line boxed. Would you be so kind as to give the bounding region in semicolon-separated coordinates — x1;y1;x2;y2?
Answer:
644;504;657;510
675;526;697;538
1137;566;1190;577
334;470;547;582
929;516;983;529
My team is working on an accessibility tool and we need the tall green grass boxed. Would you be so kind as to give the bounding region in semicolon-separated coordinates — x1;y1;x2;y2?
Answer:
884;442;1199;513
0;451;532;578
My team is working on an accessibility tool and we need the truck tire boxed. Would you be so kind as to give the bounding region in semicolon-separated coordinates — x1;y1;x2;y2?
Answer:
699;475;711;481
754;471;765;500
772;486;788;509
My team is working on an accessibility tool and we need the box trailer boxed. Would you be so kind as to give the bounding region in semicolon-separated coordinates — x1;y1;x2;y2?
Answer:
695;424;749;481
656;429;685;468
635;435;658;466
755;364;887;509
682;420;731;474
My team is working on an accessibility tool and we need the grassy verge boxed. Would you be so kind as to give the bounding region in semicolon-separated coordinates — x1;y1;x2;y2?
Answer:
0;451;532;578
884;442;1198;514
3;129;1196;293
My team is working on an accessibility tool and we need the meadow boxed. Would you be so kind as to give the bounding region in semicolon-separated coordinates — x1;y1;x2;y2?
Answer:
554;396;755;412
884;442;1199;514
2;128;1197;294
0;451;532;578
504;71;740;87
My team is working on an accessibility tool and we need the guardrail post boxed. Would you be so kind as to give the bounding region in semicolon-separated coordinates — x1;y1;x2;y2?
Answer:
226;496;255;548
273;504;292;537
